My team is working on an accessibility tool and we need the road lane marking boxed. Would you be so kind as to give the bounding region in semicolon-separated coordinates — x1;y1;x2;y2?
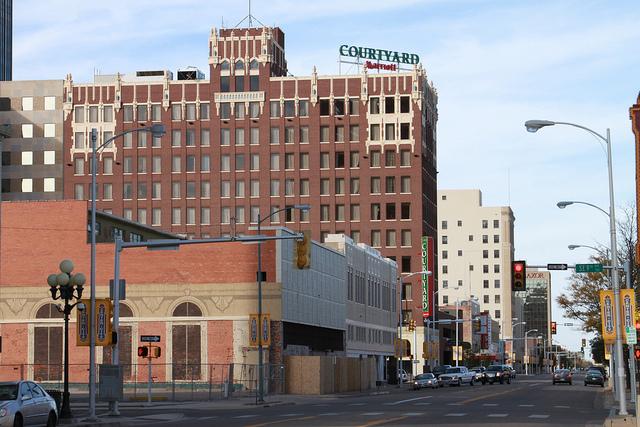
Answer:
402;412;424;416
318;413;340;416
350;403;367;406
235;415;258;419
488;414;508;417
554;405;570;409
447;403;462;406
529;415;550;419
519;404;534;407
458;386;524;404
197;417;218;421
313;404;329;407
445;413;467;417
362;412;384;416
245;415;316;427
279;414;304;417
413;402;431;406
384;396;432;405
358;416;408;427
482;403;499;407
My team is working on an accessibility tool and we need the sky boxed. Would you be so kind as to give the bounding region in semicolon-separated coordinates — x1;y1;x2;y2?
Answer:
12;0;640;354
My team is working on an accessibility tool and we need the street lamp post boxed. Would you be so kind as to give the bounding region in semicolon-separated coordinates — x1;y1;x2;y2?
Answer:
512;321;526;369
526;119;627;414
89;124;165;418
524;329;538;376
47;260;86;419
398;270;431;387
256;204;310;404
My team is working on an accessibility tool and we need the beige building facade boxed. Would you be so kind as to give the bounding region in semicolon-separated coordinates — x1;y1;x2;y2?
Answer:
437;189;518;340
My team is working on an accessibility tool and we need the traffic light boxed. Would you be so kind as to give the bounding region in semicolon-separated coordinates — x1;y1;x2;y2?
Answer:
408;320;416;332
551;321;557;335
635;347;640;360
472;318;481;333
151;346;161;358
294;231;311;269
581;338;586;348
138;346;149;358
512;260;526;291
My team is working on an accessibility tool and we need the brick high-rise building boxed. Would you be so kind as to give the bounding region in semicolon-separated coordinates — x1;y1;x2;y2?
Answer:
62;27;438;363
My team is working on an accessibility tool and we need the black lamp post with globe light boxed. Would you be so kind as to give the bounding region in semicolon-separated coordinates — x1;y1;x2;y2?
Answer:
47;260;86;419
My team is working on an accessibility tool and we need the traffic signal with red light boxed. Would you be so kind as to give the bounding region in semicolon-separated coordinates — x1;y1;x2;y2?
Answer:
512;260;526;291
635;348;640;360
551;321;557;335
138;346;149;358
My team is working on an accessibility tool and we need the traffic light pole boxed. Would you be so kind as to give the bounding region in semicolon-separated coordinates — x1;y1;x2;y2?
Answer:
625;259;637;404
147;347;152;405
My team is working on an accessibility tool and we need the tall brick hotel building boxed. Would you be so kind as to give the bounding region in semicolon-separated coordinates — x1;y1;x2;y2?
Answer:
61;26;438;324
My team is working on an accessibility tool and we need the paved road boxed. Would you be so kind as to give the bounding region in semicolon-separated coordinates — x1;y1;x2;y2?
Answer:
108;374;610;427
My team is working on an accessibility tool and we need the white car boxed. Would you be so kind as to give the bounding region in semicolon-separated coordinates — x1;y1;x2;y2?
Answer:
0;381;58;427
438;366;476;386
398;369;409;383
413;373;439;390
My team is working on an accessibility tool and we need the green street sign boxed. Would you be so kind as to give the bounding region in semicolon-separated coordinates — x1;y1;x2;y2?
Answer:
575;263;603;273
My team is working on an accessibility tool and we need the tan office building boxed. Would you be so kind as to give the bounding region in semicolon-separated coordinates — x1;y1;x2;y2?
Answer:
437;189;518;340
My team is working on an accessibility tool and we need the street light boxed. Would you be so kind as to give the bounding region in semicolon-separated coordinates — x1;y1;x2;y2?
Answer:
524;329;538;376
557;200;609;217
398;270;431;387
47;260;86;419
89;124;165;418
526;119;627;414
511;321;526;368
256;204;310;403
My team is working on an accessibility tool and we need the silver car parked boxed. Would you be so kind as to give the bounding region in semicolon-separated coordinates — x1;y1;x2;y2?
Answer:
0;381;58;427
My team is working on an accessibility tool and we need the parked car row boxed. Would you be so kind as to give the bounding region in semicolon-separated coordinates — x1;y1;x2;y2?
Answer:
410;364;515;389
549;365;606;387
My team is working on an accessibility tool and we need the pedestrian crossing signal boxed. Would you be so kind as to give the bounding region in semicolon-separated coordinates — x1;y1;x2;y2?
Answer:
551;321;557;335
138;346;149;357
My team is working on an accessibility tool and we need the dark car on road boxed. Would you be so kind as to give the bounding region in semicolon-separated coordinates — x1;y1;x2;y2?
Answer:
432;365;452;379
484;365;511;384
584;370;605;387
587;366;608;381
552;369;573;385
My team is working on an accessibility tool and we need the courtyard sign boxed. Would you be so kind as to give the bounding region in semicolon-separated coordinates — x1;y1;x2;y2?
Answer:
339;45;420;66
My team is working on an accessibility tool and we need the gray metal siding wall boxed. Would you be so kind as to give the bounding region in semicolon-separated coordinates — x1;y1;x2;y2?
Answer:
279;232;346;331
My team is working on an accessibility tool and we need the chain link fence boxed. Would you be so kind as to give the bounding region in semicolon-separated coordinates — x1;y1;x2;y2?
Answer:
0;363;284;402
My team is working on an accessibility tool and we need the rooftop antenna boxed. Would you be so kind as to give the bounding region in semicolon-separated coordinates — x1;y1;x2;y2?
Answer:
235;0;265;28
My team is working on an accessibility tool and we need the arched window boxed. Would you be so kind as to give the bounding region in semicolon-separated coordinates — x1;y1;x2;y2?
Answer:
235;60;244;71
250;59;259;70
220;60;230;71
172;302;202;380
173;302;202;317
34;304;63;381
102;302;134;380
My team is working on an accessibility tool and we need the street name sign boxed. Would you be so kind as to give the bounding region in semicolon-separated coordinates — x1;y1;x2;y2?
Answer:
626;327;637;345
140;335;161;343
547;264;568;270
576;263;603;273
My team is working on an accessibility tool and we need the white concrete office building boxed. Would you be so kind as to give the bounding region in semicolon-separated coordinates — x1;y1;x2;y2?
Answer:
437;189;519;340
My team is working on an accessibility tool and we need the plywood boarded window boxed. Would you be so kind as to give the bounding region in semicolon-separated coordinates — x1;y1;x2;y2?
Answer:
172;302;202;380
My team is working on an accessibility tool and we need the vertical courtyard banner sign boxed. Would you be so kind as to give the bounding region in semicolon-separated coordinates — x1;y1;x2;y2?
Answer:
599;289;636;344
421;236;434;318
339;45;420;71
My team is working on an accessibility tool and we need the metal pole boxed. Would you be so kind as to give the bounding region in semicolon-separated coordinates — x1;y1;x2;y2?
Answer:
110;239;122;415
257;214;264;403
606;129;627;415
626;259;637;403
89;128;98;420
525;334;528;375
147;355;152;405
432;288;437;367
455;300;459;367
398;276;403;388
61;304;71;418
413;322;417;377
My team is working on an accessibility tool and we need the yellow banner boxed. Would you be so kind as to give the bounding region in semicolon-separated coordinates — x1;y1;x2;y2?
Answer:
249;314;271;347
599;289;637;344
77;299;112;346
248;314;259;347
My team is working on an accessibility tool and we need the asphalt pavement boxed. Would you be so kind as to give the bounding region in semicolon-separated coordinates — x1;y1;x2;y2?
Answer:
63;373;612;426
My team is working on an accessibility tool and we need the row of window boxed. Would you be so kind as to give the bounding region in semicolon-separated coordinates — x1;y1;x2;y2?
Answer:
2;151;56;166
441;295;501;305
442;249;500;259
441;264;501;274
442;279;501;289
441;234;500;244
346;267;395;311
14;178;56;193
16;123;57;138
347;325;395;345
74;103;211;124
19;96;57;112
441;219;500;229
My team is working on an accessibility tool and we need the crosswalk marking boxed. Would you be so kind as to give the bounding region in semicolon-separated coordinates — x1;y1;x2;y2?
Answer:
482;403;499;407
280;414;304;417
447;403;463;406
414;402;432;406
554;405;570;409
519;404;535;407
385;396;433;406
318;413;340;416
234;414;258;419
197;417;218;421
402;412;425;416
362;412;384;416
445;413;467;417
488;413;508;417
349;403;367;406
529;414;550;419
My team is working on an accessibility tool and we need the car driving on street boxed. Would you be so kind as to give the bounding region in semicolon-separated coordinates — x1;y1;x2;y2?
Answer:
438;366;476;386
413;373;439;390
584;370;605;387
552;368;573;385
484;365;511;384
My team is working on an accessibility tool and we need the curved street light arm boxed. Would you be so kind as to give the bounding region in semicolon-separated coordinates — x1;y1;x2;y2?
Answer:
559;200;610;217
550;121;608;144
